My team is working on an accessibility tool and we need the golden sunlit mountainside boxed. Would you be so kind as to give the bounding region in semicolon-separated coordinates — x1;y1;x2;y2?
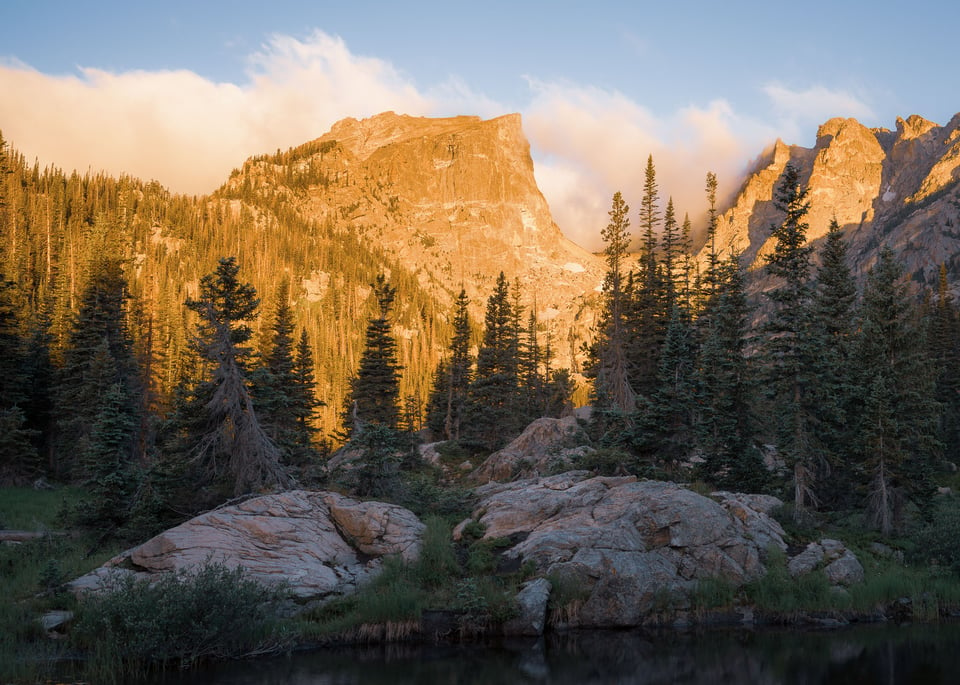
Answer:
700;112;960;294
3;109;960;439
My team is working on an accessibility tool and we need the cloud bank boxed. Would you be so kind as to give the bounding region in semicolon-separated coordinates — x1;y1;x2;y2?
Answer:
0;30;872;252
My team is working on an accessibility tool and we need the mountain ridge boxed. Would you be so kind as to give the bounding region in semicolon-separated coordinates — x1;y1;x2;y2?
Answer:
705;111;960;293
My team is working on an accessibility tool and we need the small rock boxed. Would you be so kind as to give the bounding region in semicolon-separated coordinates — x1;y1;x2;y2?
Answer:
824;550;865;586
788;542;825;577
503;578;552;636
40;610;74;632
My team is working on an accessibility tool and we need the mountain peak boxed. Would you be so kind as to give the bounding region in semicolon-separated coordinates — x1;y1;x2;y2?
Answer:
701;112;960;294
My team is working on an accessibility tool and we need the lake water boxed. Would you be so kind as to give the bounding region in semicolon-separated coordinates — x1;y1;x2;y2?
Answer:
134;622;960;685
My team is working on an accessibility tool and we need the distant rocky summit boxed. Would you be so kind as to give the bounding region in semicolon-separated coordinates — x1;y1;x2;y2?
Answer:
702;113;960;295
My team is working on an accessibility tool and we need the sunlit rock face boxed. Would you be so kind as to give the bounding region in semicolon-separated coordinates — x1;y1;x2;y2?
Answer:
225;111;605;370
702;112;960;294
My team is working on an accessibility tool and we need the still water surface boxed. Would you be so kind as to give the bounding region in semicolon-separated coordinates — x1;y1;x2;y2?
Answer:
142;623;960;684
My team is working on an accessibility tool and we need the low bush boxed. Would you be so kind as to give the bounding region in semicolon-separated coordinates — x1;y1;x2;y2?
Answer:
71;562;288;673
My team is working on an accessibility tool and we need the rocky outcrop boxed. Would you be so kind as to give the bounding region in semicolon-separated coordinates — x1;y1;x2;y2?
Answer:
702;111;960;298
470;415;589;484
454;472;786;627
788;538;864;587
69;491;424;602
224;112;605;370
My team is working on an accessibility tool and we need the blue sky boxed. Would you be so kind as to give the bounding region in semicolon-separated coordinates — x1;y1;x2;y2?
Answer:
2;0;956;249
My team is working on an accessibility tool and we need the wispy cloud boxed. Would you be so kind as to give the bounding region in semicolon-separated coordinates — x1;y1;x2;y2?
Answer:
762;83;875;141
522;81;764;250
0;31;431;194
1;30;839;252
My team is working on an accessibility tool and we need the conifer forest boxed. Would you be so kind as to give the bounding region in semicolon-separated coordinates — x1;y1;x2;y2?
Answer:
1;131;959;541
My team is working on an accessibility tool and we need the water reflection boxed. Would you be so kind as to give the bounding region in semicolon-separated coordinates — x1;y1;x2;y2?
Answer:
143;623;960;684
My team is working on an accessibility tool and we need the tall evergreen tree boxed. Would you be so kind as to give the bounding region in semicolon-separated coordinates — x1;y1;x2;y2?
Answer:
761;163;820;519
810;219;859;508
926;265;960;461
588;192;637;445
290;329;324;460
167;257;291;498
343;274;402;437
253;282;303;460
56;254;142;481
461;272;523;452
426;288;475;438
628;155;668;397
632;302;697;469
854;249;940;534
697;252;762;489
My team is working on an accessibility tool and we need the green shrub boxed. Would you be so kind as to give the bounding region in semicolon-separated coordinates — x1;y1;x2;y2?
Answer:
71;562;287;671
414;516;460;589
910;497;960;574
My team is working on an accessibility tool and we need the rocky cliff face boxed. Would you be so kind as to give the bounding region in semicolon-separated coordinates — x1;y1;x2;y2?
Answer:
704;113;960;291
225;112;605;369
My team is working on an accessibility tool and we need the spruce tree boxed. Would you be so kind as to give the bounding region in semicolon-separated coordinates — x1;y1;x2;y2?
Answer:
628;155;668;398
168;257;291;499
426;289;472;440
854;249;940;533
461;272;523;452
56;255;142;481
761;163;819;519
696;253;762;490
926;265;960;461
633;302;697;469
253;282;303;460
342;274;402;437
291;329;324;460
810;220;859;508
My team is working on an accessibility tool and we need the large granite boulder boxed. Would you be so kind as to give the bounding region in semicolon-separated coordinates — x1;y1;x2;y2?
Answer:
69;490;424;602
470;415;588;484
454;472;786;627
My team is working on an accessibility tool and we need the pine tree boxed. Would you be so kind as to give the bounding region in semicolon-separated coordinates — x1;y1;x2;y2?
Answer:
290;329;324;460
342;274;402;436
926;265;960;461
590;191;636;431
0;274;39;481
426;289;473;440
461;272;523;452
810;219;859;508
633;302;697;469
696;253;762;489
75;381;139;529
167;257;291;499
628;155;668;398
854;249;940;533
56;255;142;481
253;282;302;460
761;163;819;519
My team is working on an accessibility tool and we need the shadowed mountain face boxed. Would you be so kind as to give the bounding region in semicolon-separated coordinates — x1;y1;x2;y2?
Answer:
223;112;605;371
703;112;960;293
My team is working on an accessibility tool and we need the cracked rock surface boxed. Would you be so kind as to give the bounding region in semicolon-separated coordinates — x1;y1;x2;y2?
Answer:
69;490;424;602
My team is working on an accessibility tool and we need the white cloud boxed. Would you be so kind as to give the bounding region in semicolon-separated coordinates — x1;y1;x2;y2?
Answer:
762;83;875;141
1;30;835;254
0;30;431;194
522;81;765;251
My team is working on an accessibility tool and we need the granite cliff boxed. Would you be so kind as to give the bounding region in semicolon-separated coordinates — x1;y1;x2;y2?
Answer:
222;112;605;370
703;113;960;292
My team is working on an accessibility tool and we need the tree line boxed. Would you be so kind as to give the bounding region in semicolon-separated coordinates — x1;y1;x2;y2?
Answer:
588;159;958;533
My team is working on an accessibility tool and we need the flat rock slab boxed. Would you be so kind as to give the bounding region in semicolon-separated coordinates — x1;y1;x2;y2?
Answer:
69;490;424;602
